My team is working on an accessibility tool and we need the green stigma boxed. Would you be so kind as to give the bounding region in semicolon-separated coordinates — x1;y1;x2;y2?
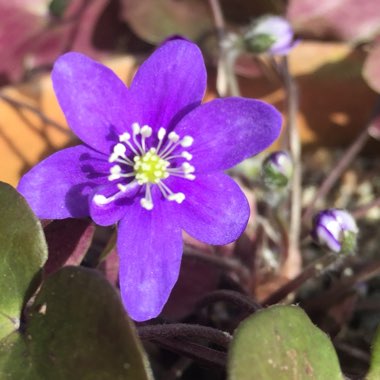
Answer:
134;148;170;184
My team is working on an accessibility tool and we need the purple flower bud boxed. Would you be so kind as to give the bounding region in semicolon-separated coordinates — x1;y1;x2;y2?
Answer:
262;151;293;189
312;209;358;254
243;15;296;55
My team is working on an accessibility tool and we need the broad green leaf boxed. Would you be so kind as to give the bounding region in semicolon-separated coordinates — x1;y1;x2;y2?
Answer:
26;266;152;380
0;182;47;339
228;305;343;380
367;323;380;380
0;332;38;379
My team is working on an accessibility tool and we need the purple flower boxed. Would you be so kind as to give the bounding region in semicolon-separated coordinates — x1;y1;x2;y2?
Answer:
312;209;358;254
18;39;281;321
244;15;296;55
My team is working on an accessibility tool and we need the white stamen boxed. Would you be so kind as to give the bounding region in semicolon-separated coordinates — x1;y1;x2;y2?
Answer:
158;127;166;140
181;151;193;160
181;162;195;173
168;192;186;204
168;131;179;142
180;136;193;147
140;125;152;137
132;122;141;135
117;183;128;192
119;132;131;142
108;165;122;180
140;198;153;210
93;194;112;205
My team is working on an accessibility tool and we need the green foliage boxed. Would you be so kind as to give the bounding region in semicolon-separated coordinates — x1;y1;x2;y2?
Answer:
367;324;380;380
227;305;343;380
0;182;47;340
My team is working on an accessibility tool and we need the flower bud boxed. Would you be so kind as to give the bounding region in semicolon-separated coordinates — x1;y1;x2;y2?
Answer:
261;151;293;189
312;209;358;254
243;15;296;55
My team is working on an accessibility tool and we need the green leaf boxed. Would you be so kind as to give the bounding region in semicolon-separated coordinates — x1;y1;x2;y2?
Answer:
367;323;380;380
27;266;152;380
227;305;343;380
0;182;47;339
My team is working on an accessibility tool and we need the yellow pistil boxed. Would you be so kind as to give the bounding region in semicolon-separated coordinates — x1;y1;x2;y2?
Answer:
133;148;170;185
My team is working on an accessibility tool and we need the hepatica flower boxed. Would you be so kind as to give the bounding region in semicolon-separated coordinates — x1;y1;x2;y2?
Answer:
18;39;281;321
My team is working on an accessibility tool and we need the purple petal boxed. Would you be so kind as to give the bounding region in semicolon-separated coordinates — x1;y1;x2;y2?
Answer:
170;172;250;245
174;97;282;172
89;181;141;226
128;39;206;132
52;53;130;154
17;145;108;219
117;201;183;321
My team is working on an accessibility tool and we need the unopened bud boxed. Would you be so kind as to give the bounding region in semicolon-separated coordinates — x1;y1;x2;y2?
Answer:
262;151;293;189
243;15;296;55
312;209;358;254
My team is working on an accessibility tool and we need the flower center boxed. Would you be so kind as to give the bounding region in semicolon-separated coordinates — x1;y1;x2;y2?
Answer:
93;122;195;211
133;148;169;184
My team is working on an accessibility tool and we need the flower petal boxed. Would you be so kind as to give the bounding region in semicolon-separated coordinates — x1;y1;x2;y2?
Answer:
17;145;108;219
128;39;207;132
52;52;130;153
118;201;183;321
174;97;282;172
170;172;250;245
89;181;141;226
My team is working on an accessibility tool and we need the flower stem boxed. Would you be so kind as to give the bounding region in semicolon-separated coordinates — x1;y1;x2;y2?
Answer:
151;337;227;368
280;56;302;278
196;289;262;314
352;195;380;219
208;0;241;96
263;253;337;305
138;323;232;349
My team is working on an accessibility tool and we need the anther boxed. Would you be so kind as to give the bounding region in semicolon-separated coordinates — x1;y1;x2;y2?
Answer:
180;136;194;147
168;131;179;143
141;125;152;137
132;122;141;135
181;151;193;160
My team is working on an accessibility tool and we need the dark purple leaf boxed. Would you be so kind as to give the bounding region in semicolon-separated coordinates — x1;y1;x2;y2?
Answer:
162;253;221;320
44;218;95;275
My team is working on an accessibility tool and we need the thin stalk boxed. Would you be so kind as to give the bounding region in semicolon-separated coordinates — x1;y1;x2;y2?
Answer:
196;289;262;314
263;253;337;305
281;56;302;277
152;338;227;368
352;195;380;219
302;97;380;224
302;128;370;224
138;323;232;349
208;0;240;96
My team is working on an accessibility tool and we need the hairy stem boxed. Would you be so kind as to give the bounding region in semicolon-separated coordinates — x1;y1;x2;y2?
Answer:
138;323;232;349
263;253;337;305
196;289;262;314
